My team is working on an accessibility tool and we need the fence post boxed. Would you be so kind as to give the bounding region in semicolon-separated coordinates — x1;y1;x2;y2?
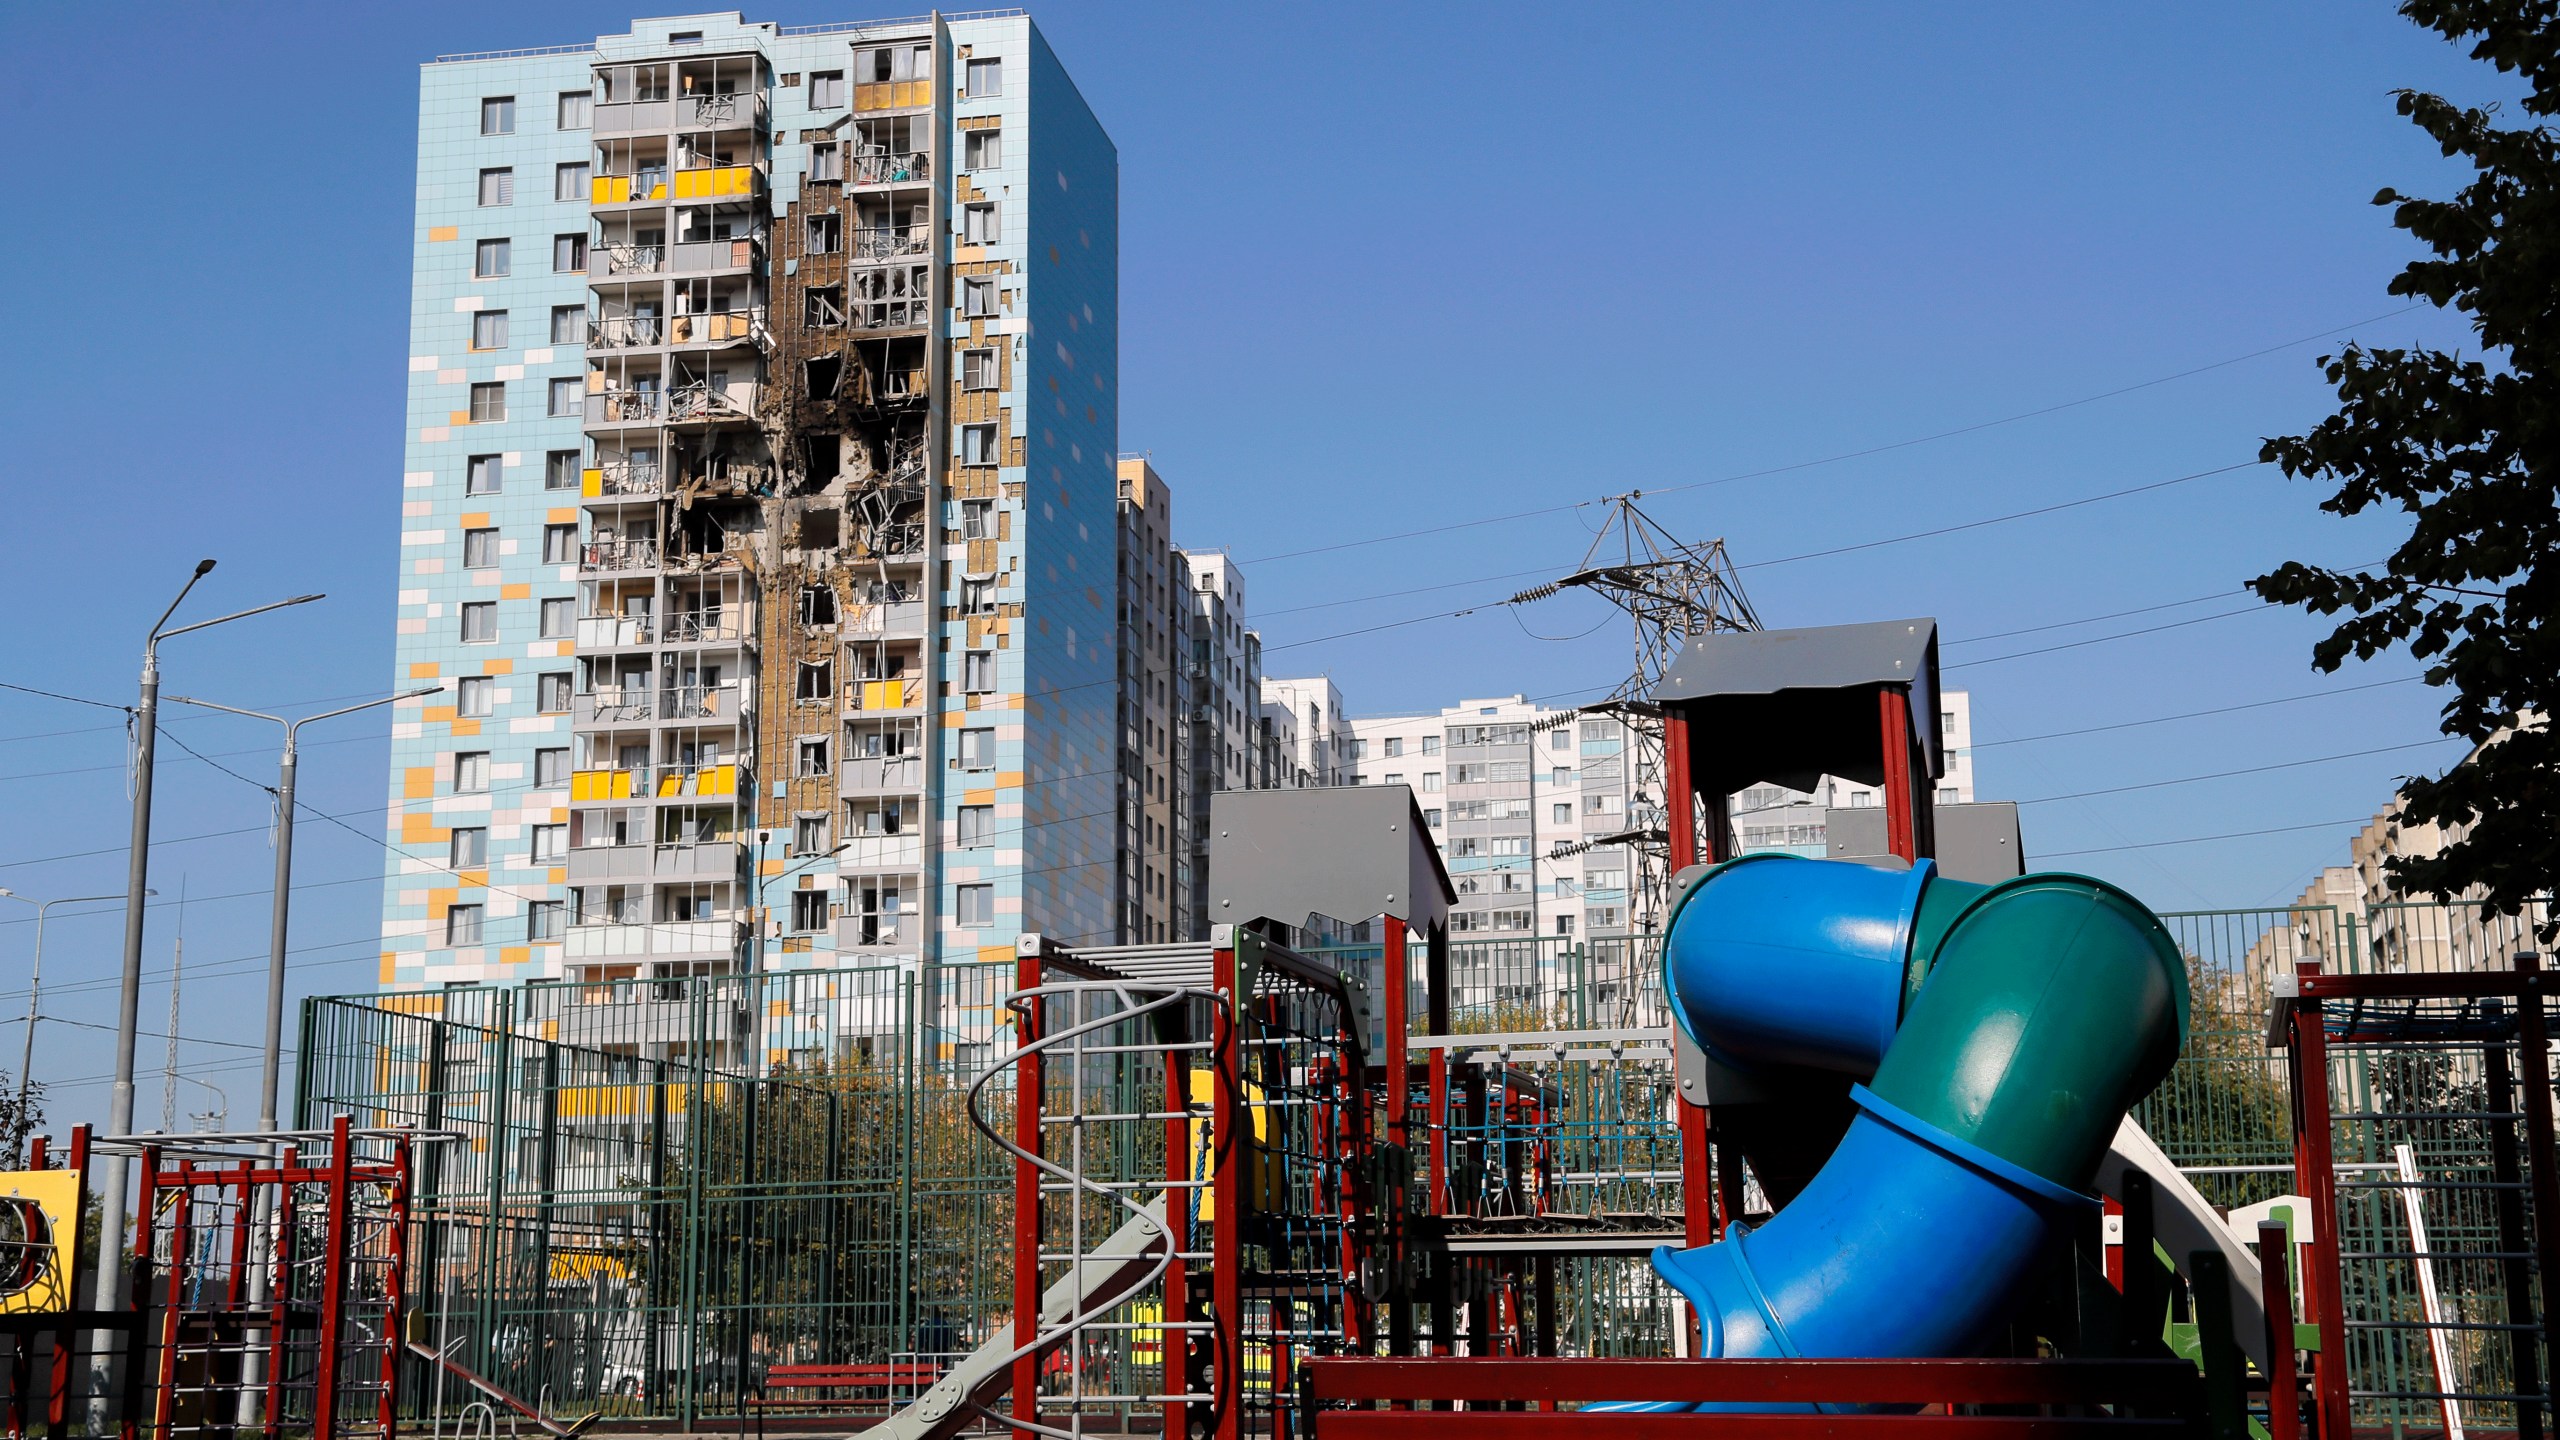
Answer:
2509;951;2560;1422
2484;999;2545;1440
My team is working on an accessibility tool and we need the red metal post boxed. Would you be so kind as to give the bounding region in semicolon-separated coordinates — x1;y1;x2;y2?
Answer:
1165;1016;1192;1440
1426;1050;1448;1218
123;1145;163;1440
2258;1221;2300;1440
49;1127;87;1435
265;1143;299;1440
1662;711;1697;871
1877;688;1917;863
224;1162;253;1311
153;1163;190;1440
1382;916;1409;1153
313;1115;355;1440
2286;963;2350;1440
1210;944;1243;1440
1012;950;1045;1435
380;1134;412;1440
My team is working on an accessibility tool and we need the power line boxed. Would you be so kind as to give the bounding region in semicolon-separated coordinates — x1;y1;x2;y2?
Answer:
1944;605;2271;670
2033;817;2377;860
2013;738;2459;806
1974;676;2427;749
1942;589;2241;647
1736;462;2255;574
1234;306;2419;566
0;681;127;713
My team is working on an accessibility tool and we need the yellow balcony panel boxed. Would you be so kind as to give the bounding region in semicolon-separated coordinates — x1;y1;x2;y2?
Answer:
696;763;738;796
582;468;604;497
570;769;632;802
592;175;631;205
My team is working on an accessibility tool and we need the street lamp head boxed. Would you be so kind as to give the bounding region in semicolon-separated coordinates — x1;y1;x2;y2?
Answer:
193;559;217;577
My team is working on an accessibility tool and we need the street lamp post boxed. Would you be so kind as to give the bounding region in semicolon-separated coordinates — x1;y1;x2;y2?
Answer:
0;889;138;1162
90;561;320;1424
164;688;433;1433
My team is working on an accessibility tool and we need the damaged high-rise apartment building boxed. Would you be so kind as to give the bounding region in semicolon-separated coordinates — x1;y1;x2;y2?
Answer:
381;11;1120;1001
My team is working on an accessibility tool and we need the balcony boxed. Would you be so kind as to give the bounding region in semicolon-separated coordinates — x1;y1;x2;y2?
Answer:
671;164;762;201
833;913;915;953
842;598;926;637
850;149;931;187
659;684;747;723
589;315;666;350
576;616;653;649
573;688;652;726
837;833;922;870
646;762;741;798
591;171;671;206
839;753;923;792
583;460;661;497
666;381;757;424
594;96;675;135
565;918;742;962
850;225;931;261
681;89;766;131
845;678;921;714
570;839;743;883
671;236;763;275
662;611;750;645
596;242;664;277
579;539;659;573
665;306;763;345
586;389;663;426
568;767;643;801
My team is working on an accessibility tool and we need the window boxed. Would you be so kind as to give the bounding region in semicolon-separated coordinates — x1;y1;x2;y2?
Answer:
794;815;829;855
469;383;506;423
1584;793;1621;815
538;308;580;352
455;752;490;793
544;378;578;417
528;900;565;941
531;824;566;863
450;827;489;868
1587;907;1624;932
961;424;998;465
669;29;702;44
475;238;511;277
965;57;1002;96
961;204;998;245
553;233;586;272
965;129;1001;169
480;96;515;135
1554;803;1572;825
958;805;994;848
798;737;831;776
808;142;843;182
961;348;998;390
1555;914;1575;938
797;662;833;702
1939;785;1962;802
538;672;571;712
798;585;836;626
545;450;581;490
805;213;840;254
1424;808;1443;828
809;70;846;108
1420;772;1442;793
791;890;831;933
1383;737;1403;758
956;883;994;927
1381;772;1403;787
458;602;500;644
535;525;573;566
959;727;994;769
446;904;485;946
462;528;498;569
964;650;995;693
535;748;569;788
962;276;997;317
456;676;494;717
962;578;995;615
554;161;590;202
471;309;508;351
464;453;502;493
1552;728;1573;751
557;90;592;129
478;168;514;206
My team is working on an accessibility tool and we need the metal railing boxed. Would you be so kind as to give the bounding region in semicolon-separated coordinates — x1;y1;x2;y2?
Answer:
590;388;663;423
596;458;660;494
851;149;932;185
589;315;664;348
599;242;664;276
580;539;659;572
851;225;932;259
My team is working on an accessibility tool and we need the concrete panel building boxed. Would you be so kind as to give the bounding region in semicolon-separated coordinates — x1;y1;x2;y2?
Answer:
382;10;1120;1007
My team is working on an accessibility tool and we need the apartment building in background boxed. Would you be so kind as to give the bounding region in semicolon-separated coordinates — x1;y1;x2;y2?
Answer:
381;10;1122;1001
1262;675;1354;788
1347;690;1980;945
1114;458;1190;944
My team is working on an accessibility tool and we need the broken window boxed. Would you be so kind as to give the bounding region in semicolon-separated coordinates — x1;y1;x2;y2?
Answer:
797;661;833;702
800;585;837;626
966;129;1001;170
961;499;992;539
803;355;843;398
805;286;845;328
798;737;831;776
960;424;998;466
963;578;995;615
857;44;928;83
962;276;997;318
961;348;998;390
795;508;839;549
806;213;841;254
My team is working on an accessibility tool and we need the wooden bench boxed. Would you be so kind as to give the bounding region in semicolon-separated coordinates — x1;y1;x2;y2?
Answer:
751;1362;944;1417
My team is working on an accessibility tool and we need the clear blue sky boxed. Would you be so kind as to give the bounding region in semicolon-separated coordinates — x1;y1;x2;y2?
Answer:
0;2;2501;1129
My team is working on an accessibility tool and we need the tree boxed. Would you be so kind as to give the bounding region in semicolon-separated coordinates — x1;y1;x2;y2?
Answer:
0;1069;43;1168
2253;0;2560;933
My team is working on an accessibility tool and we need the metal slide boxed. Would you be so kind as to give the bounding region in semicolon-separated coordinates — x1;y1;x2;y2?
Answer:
2098;1114;2273;1370
403;1341;600;1439
870;1194;1171;1440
